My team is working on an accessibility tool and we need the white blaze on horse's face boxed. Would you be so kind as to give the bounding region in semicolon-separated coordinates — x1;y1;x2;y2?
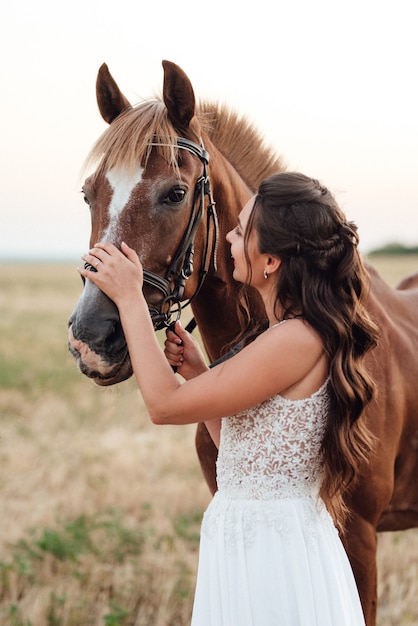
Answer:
103;166;144;241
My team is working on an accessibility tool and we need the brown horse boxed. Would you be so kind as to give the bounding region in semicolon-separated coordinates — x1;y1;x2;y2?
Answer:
68;60;418;625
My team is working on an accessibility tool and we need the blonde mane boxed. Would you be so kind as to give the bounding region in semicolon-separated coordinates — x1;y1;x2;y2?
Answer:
85;99;285;188
198;102;285;190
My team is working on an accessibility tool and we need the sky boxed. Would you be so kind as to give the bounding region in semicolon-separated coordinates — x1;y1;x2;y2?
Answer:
0;0;416;260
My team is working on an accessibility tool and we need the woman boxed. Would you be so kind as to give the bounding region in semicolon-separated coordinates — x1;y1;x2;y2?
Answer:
79;172;378;625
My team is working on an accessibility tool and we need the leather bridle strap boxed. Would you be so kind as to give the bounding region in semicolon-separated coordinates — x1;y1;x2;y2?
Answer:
142;137;218;330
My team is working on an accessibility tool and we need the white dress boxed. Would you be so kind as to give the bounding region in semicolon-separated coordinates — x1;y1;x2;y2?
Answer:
191;380;365;625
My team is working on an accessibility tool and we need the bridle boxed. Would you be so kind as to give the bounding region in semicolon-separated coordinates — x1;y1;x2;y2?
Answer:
143;137;219;330
85;137;219;331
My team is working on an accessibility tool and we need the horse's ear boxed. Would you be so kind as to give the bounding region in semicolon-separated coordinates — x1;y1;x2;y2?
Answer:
96;63;132;124
162;60;196;130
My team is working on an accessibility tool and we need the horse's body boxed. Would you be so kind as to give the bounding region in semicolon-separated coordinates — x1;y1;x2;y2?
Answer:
68;61;418;625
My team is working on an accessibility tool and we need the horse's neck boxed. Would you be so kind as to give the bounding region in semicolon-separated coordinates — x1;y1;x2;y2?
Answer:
189;272;263;361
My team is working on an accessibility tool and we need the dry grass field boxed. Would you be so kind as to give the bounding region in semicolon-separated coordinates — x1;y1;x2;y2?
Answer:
0;254;417;625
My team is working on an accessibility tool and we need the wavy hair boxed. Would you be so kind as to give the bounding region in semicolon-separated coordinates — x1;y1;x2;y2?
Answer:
239;172;379;528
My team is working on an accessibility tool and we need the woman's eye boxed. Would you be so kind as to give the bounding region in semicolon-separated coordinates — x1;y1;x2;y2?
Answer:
167;188;186;204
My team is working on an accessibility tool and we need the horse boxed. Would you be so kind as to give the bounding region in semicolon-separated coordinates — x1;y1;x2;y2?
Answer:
68;60;418;625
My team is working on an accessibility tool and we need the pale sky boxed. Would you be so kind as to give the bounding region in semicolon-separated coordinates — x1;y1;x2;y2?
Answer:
0;0;416;259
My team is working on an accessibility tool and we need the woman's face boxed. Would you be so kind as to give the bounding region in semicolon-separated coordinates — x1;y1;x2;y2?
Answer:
226;196;264;286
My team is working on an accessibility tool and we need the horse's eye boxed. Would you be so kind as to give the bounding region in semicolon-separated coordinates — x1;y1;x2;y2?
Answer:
167;187;186;204
81;191;90;206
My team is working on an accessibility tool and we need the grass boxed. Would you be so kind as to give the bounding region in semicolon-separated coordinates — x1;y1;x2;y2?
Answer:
0;256;417;625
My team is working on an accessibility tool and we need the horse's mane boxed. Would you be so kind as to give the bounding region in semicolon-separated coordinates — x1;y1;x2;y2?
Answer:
198;102;285;190
84;99;285;189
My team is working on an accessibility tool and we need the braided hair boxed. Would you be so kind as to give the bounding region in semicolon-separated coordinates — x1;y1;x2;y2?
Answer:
240;172;379;527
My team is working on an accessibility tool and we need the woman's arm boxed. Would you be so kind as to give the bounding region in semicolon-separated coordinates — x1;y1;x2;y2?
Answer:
79;242;324;427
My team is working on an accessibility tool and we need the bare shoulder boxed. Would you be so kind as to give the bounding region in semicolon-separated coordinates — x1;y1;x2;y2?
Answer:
257;319;322;354
242;319;326;398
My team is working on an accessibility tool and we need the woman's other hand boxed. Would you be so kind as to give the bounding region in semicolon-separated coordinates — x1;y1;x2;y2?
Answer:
164;321;209;380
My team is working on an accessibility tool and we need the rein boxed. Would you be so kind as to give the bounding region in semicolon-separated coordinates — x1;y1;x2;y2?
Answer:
84;137;218;331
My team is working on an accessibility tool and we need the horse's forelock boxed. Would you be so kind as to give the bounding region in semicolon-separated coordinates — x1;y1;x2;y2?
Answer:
83;99;181;178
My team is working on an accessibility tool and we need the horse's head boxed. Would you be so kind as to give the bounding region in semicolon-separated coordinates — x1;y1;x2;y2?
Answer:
68;61;218;385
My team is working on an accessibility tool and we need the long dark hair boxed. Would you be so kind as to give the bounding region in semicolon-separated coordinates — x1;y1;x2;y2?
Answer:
238;172;379;527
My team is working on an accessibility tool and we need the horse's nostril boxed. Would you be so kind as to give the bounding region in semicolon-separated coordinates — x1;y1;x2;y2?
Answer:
103;321;126;355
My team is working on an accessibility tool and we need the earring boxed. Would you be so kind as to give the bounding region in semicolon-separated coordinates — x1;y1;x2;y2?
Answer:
263;269;269;279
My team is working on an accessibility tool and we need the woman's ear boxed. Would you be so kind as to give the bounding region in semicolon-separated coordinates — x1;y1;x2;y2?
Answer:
266;256;281;274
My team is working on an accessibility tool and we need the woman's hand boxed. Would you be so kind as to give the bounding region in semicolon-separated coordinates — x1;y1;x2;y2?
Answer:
78;241;143;308
164;321;209;380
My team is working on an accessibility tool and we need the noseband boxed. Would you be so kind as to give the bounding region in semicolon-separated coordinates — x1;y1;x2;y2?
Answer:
85;137;219;331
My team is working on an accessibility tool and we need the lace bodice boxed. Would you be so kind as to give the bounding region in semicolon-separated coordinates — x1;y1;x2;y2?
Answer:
216;380;330;500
